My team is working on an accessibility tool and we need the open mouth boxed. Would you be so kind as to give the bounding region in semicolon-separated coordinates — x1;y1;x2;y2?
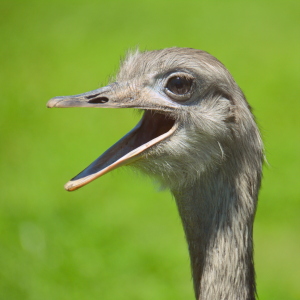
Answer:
64;110;177;191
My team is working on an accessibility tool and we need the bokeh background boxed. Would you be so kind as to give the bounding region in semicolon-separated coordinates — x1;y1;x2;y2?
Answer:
1;1;299;299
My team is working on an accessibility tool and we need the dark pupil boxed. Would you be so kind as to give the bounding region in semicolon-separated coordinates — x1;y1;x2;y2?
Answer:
167;76;192;95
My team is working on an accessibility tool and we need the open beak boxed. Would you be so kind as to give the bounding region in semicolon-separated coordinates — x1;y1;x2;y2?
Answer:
47;85;178;191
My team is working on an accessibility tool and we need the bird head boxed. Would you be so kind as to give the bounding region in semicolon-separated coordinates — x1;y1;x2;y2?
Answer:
47;48;260;191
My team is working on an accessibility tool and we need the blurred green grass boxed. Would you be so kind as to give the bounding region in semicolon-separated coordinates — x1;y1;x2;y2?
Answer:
1;1;299;299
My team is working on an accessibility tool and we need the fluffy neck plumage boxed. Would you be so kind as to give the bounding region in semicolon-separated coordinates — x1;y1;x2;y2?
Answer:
172;165;258;300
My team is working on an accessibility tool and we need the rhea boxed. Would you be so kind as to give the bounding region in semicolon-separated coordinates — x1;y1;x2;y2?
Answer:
47;48;263;300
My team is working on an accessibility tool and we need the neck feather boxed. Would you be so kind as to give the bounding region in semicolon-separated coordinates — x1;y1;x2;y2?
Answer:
172;166;259;300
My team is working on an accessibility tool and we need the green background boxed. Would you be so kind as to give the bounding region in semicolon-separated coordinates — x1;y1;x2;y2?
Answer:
1;1;299;299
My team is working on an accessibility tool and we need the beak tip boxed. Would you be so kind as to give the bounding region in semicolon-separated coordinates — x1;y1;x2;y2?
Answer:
46;97;63;108
64;181;78;191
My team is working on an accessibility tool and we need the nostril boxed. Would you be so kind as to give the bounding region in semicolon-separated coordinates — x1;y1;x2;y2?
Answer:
86;93;100;99
88;97;109;104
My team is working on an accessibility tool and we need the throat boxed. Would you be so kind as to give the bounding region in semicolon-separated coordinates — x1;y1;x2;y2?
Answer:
172;173;257;300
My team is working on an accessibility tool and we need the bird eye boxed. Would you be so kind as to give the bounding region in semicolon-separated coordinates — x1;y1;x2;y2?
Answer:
166;76;193;96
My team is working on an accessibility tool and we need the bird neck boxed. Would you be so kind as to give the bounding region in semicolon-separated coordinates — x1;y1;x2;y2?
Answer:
172;169;257;300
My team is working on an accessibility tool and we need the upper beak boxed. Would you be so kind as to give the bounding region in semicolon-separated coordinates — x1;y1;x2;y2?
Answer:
47;84;178;191
47;84;133;109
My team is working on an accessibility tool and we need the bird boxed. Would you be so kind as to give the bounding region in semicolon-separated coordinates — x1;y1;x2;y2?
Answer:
47;48;264;300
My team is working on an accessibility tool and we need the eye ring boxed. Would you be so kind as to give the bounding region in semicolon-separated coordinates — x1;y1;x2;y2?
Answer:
164;74;194;101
